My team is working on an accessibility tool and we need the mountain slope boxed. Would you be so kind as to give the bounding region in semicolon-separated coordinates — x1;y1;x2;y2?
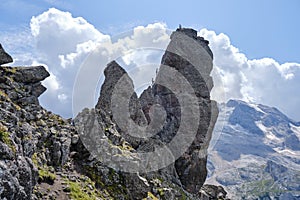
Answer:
206;99;300;199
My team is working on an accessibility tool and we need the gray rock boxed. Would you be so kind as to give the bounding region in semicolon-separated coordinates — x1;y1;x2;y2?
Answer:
0;44;13;65
51;140;62;166
74;27;219;198
12;66;50;83
138;28;218;193
60;137;71;165
96;60;127;113
0;64;74;199
0;27;227;199
31;83;47;98
0;142;14;160
199;184;228;199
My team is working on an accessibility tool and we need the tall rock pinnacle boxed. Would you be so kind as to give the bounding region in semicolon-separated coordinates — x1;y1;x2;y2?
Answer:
139;27;218;193
75;27;222;198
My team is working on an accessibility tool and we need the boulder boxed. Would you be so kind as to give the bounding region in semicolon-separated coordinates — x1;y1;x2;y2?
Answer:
12;66;50;83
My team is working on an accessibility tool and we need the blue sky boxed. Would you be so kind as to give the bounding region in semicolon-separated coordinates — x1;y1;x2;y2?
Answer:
1;0;299;63
1;0;300;120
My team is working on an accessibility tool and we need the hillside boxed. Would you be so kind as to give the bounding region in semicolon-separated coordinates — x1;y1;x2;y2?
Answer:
206;99;300;199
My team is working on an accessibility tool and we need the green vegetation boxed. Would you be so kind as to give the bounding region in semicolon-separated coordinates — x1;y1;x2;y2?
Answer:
65;178;103;200
242;178;286;198
14;103;21;111
66;181;95;200
4;67;17;74
0;90;6;96
0;124;16;153
32;152;56;184
179;188;188;200
143;192;159;200
38;168;56;183
0;125;10;145
107;168;128;198
32;152;39;166
48;114;66;125
84;166;105;188
84;165;128;199
0;90;9;100
157;188;165;197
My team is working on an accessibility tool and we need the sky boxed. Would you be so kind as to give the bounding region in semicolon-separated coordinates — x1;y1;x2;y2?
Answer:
0;0;300;121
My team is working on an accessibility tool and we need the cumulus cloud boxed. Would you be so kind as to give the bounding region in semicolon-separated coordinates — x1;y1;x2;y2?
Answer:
7;8;298;120
200;29;300;120
29;8;170;117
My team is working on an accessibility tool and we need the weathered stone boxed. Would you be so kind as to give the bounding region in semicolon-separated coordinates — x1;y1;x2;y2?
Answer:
138;28;218;193
72;27;221;199
61;137;71;165
96;60;127;113
0;142;14;160
0;61;75;199
0;27;227;200
95;60;147;147
199;184;228;199
175;28;213;60
0;44;13;65
32;83;47;97
12;66;50;83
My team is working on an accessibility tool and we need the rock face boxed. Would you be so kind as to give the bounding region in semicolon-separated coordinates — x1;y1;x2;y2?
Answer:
74;27;221;199
152;28;218;193
0;30;227;200
0;65;75;199
0;44;13;65
0;66;49;106
0;48;79;199
136;28;218;193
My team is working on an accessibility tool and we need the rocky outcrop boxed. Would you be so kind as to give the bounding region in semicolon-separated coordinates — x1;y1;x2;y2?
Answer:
0;66;49;106
74;27;221;199
138;28;218;193
0;27;228;200
0;44;13;65
164;28;217;193
0;52;79;199
199;185;228;200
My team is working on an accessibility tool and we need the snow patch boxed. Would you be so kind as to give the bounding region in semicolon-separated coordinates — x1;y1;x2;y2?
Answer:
274;147;298;156
256;121;283;145
248;103;266;114
290;123;300;140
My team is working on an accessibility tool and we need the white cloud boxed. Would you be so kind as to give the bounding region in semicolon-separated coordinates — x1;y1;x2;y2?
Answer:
200;29;300;120
31;60;60;93
28;8;170;118
29;8;111;117
6;8;299;120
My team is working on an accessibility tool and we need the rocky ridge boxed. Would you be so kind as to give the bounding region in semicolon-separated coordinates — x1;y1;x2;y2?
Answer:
0;28;228;200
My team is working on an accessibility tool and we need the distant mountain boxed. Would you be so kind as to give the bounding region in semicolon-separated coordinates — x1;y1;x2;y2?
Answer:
206;99;300;199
